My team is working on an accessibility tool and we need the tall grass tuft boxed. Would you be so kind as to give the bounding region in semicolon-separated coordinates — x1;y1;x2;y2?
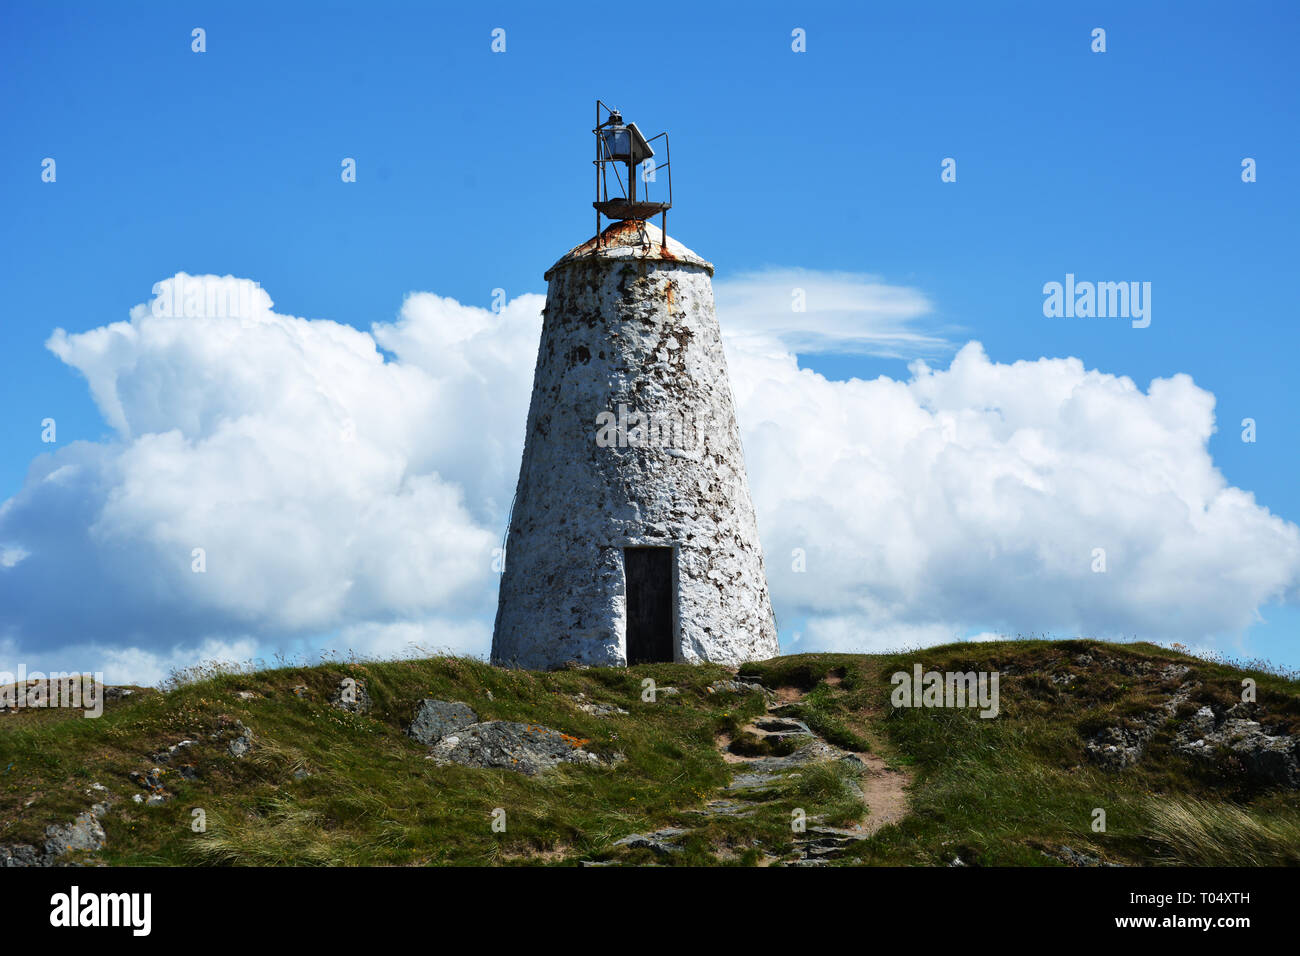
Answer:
1143;796;1300;866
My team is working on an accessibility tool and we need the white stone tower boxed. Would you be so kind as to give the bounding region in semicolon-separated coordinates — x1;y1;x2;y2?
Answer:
490;105;778;670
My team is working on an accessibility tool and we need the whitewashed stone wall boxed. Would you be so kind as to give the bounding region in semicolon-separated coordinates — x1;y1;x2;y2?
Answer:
491;220;779;669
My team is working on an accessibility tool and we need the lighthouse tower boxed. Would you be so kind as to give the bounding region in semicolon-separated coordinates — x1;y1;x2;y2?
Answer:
491;103;778;670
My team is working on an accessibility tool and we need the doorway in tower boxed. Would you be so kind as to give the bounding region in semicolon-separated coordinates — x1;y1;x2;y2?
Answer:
623;547;675;664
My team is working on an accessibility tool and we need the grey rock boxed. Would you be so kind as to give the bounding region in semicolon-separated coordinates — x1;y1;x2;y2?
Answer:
1086;679;1300;788
228;721;254;757
570;694;628;717
690;799;754;818
578;702;627;717
1175;710;1300;788
425;720;604;776
1056;845;1101;866
406;699;478;745
1102;657;1153;677
708;680;767;696
1183;705;1218;738
43;812;106;858
149;739;195;764
726;771;785;791
724;738;853;791
1048;845;1123;867
747;739;845;771
837;753;868;771
843;775;866;800
1086;681;1196;770
1235;733;1300;788
129;768;167;791
614;828;688;855
1085;724;1153;770
0;844;43;867
805;825;868;842
754;716;812;737
129;766;173;804
328;677;371;715
790;824;870;863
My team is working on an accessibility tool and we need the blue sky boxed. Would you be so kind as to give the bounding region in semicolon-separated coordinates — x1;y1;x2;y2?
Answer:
2;1;1298;681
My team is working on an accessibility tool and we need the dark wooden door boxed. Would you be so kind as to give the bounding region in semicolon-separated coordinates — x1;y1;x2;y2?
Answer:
624;547;674;664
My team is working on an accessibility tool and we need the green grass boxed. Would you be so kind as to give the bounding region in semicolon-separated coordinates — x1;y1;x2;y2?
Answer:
1;657;772;865
2;639;1297;866
744;640;1300;867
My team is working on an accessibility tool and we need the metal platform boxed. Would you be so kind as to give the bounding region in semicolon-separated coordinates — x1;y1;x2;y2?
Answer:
594;198;671;221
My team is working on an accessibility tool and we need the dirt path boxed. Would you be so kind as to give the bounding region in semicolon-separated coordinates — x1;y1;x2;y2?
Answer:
711;682;912;863
849;748;910;835
597;678;911;866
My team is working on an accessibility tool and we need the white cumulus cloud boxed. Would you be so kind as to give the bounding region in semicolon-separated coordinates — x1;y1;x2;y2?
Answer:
733;340;1300;651
1;275;539;679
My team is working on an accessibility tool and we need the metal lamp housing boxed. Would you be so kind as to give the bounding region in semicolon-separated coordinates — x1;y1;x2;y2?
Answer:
602;122;653;166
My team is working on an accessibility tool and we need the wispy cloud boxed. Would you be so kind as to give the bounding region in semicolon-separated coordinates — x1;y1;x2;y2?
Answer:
714;267;952;357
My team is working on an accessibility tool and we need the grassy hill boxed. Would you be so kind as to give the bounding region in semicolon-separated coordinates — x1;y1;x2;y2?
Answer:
1;639;1297;866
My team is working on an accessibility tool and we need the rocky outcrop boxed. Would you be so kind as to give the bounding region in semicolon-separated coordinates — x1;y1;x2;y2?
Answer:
44;811;107;858
406;699;478;745
406;699;615;777
613;828;689;856
707;679;770;697
1085;681;1196;769
1086;723;1159;770
569;693;627;716
1174;705;1300;788
0;844;44;866
787;826;870;866
426;721;606;776
1;796;111;867
1084;678;1299;788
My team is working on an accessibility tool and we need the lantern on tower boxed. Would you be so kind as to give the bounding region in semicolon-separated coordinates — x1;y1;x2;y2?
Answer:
593;101;672;248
